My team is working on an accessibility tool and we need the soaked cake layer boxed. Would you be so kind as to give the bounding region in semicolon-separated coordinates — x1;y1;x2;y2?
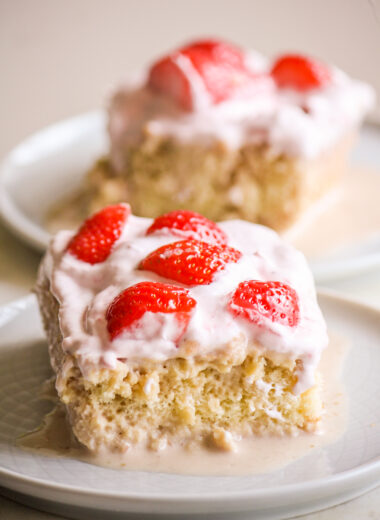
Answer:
20;332;348;476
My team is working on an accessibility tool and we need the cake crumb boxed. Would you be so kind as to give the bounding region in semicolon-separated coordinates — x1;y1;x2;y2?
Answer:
211;429;237;452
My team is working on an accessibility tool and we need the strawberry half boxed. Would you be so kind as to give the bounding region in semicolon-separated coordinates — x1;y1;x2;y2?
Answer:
271;54;331;91
67;204;130;264
229;280;300;327
139;239;242;286
148;39;263;110
146;210;228;246
106;281;196;341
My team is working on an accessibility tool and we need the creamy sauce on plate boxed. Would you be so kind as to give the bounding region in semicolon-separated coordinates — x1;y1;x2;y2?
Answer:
19;332;348;476
289;167;380;260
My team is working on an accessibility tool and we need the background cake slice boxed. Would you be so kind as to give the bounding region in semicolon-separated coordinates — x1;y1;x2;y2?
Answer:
55;38;375;232
36;205;328;453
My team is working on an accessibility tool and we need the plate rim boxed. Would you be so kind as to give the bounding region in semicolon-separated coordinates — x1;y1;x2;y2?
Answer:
0;290;379;508
0;181;50;251
0;110;104;252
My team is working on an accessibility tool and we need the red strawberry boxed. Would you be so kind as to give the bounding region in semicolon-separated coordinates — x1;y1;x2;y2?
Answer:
229;280;300;327
146;210;228;246
148;54;192;110
271;54;331;91
106;281;196;341
148;39;262;110
139;239;242;285
67;204;130;264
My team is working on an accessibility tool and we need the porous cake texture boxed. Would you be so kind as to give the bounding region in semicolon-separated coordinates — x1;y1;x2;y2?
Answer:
36;205;327;453
84;133;353;231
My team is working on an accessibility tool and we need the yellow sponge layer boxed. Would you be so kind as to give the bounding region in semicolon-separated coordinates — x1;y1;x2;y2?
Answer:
59;353;321;452
48;134;352;233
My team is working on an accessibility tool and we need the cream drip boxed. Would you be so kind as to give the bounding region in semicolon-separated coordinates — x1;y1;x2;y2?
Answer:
43;216;328;394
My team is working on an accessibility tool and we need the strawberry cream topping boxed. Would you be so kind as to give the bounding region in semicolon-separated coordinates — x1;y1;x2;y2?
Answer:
42;208;328;394
109;40;374;169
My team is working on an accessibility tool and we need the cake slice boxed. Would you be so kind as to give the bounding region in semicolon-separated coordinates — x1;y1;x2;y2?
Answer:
62;38;375;232
36;205;328;453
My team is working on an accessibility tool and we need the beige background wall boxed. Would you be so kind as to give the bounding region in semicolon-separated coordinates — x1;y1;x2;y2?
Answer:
1;0;379;157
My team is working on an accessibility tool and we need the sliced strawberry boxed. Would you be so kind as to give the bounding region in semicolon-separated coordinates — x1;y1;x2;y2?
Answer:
106;281;196;341
67;204;130;264
229;280;300;327
271;54;331;91
148;54;193;110
148;39;263;110
146;210;228;246
139;239;242;285
181;39;252;105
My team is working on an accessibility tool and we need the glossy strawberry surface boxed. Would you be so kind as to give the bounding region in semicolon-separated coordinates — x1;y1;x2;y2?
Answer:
148;39;261;110
229;280;300;327
271;54;331;91
146;210;228;245
67;204;130;264
106;281;196;340
140;239;242;285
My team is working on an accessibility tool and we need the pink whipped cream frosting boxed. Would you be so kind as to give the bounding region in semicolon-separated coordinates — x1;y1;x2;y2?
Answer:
42;215;328;394
108;50;375;171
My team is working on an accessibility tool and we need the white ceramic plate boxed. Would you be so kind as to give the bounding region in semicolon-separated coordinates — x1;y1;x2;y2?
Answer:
0;292;379;519
0;111;108;251
0;111;380;283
